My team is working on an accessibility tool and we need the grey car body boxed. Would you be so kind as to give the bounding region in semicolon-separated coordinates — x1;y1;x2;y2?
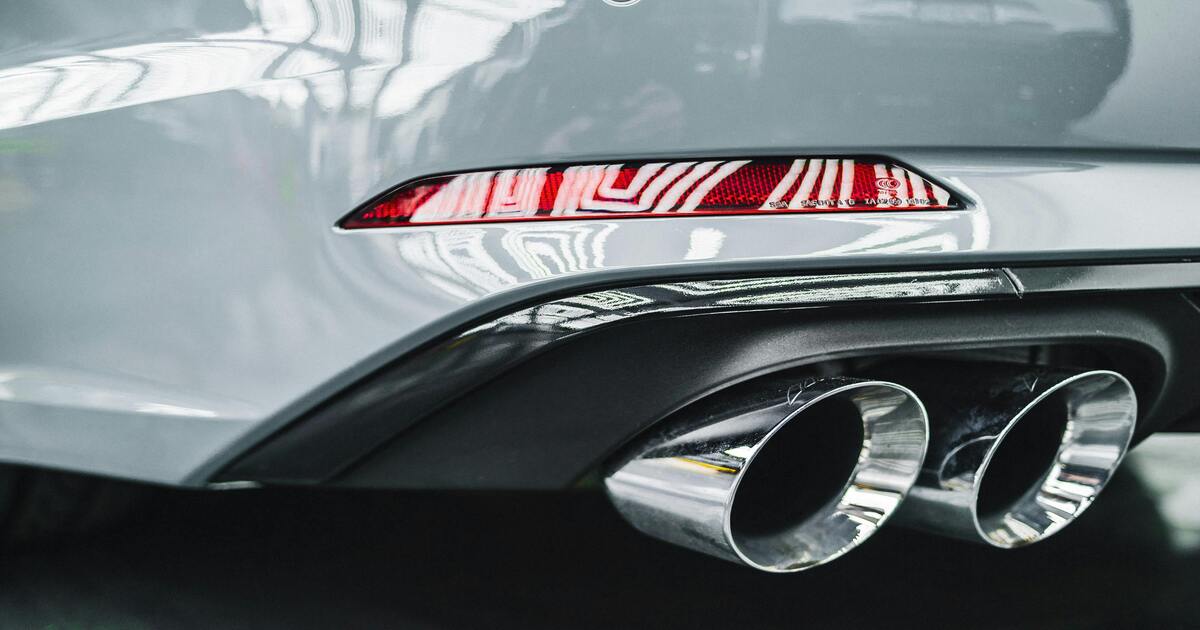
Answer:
0;0;1197;486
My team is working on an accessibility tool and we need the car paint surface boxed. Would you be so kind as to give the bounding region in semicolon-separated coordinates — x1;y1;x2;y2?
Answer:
0;0;1197;483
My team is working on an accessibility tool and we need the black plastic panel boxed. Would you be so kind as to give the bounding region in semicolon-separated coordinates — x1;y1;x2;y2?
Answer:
338;292;1200;490
217;269;1014;484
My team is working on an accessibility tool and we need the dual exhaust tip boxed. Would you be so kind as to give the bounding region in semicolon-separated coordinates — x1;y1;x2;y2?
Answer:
604;364;1137;573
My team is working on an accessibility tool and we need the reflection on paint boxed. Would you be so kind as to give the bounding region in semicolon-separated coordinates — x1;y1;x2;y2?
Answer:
391;223;617;299
384;210;995;301
0;0;566;130
0;368;257;419
684;227;726;260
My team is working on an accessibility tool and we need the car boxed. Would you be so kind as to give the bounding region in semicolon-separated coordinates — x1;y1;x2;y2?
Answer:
0;0;1197;598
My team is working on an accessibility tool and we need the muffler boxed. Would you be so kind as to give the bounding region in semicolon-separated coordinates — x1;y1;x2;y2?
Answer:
604;377;928;572
893;364;1137;548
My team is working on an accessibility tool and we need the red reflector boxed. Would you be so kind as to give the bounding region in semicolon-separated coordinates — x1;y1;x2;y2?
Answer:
340;158;961;229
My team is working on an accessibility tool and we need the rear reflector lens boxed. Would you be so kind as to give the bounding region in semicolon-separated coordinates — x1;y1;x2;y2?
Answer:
340;157;962;229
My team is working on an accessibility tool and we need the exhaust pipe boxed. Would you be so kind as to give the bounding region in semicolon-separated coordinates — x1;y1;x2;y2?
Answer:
604;377;927;572
893;364;1137;548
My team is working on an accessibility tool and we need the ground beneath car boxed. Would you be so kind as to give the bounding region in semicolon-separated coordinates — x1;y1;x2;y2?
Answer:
0;441;1197;629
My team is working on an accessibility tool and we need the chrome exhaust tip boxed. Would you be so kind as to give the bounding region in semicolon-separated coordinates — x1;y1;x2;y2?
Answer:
896;366;1137;548
604;378;928;572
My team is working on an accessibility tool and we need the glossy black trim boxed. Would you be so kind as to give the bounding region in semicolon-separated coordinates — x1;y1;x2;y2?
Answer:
336;292;1200;489
215;261;1200;487
216;269;1012;484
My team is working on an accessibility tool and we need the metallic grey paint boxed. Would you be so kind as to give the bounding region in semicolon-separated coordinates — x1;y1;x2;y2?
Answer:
1;0;1197;483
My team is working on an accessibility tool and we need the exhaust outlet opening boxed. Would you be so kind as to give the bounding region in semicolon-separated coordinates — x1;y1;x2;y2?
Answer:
605;378;927;573
729;397;865;564
890;363;1137;548
975;395;1072;519
973;371;1138;548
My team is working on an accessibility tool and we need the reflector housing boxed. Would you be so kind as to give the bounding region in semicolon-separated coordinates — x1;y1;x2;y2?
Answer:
340;157;962;229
